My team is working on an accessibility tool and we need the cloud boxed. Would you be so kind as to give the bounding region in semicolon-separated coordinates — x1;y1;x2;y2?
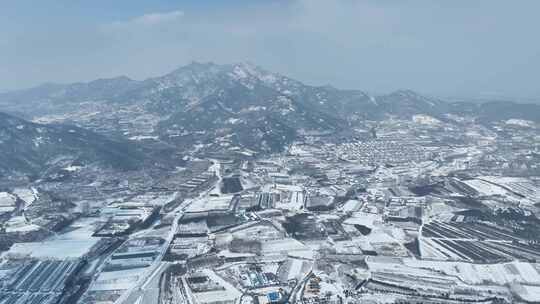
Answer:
3;0;540;100
133;10;184;26
108;10;184;28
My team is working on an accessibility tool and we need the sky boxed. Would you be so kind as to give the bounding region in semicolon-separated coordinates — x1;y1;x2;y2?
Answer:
3;0;540;101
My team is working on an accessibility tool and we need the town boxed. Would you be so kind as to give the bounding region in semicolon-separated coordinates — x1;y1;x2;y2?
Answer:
1;113;539;304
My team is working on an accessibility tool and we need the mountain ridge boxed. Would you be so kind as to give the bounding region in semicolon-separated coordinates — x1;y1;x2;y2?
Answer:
1;62;539;154
0;112;149;177
3;61;539;107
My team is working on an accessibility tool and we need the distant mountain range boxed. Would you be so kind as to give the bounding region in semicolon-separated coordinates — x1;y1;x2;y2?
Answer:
1;62;539;156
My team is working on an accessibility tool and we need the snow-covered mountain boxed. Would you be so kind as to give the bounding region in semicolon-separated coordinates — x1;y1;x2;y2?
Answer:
1;62;539;153
0;112;147;177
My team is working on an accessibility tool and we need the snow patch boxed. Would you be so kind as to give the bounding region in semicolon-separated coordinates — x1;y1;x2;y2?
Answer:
412;114;441;125
505;118;534;127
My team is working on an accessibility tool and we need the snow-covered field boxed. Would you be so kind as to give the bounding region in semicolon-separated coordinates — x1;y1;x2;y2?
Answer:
403;258;540;286
343;212;381;228
7;239;98;259
366;256;540;301
5;217;101;259
505;118;535;127
190;269;242;303
4;216;41;233
0;192;17;209
90;268;143;291
463;179;509;196
412;114;441;126
12;187;38;208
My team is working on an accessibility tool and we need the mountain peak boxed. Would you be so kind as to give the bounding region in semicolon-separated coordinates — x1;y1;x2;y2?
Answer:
229;62;258;78
227;62;272;82
165;61;217;75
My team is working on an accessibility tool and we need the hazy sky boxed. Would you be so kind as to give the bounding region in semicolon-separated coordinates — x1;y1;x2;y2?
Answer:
3;0;540;100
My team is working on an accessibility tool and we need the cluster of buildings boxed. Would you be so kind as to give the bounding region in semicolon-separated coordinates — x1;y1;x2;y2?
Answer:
1;115;540;304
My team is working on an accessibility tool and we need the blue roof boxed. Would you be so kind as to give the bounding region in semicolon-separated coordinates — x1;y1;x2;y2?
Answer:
267;292;280;302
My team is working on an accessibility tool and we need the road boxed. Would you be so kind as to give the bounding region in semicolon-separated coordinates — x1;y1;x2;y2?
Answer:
288;268;313;304
115;162;222;304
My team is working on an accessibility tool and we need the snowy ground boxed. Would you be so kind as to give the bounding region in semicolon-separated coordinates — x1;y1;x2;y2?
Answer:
463;179;509;196
6;239;98;259
4;217;102;259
